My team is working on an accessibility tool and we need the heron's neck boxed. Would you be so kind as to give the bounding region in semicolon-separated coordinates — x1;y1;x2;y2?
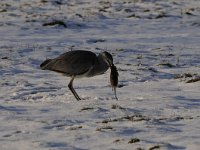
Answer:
87;54;109;77
98;54;109;69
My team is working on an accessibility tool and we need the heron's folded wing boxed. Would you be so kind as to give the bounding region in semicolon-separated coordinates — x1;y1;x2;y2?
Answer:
44;51;97;75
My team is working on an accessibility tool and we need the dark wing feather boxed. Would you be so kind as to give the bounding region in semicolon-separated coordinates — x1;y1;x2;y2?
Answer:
40;50;97;76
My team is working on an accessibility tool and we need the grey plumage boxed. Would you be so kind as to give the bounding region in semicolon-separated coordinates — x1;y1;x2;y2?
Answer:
40;50;118;100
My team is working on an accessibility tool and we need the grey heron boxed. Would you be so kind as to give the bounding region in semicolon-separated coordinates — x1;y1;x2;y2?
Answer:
40;50;118;100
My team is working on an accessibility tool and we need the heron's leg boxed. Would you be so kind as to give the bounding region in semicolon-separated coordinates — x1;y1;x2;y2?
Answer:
68;76;81;100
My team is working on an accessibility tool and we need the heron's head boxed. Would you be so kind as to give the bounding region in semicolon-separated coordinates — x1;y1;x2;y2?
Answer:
101;51;113;67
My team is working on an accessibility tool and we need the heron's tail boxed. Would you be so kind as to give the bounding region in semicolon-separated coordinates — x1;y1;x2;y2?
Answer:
40;59;52;70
